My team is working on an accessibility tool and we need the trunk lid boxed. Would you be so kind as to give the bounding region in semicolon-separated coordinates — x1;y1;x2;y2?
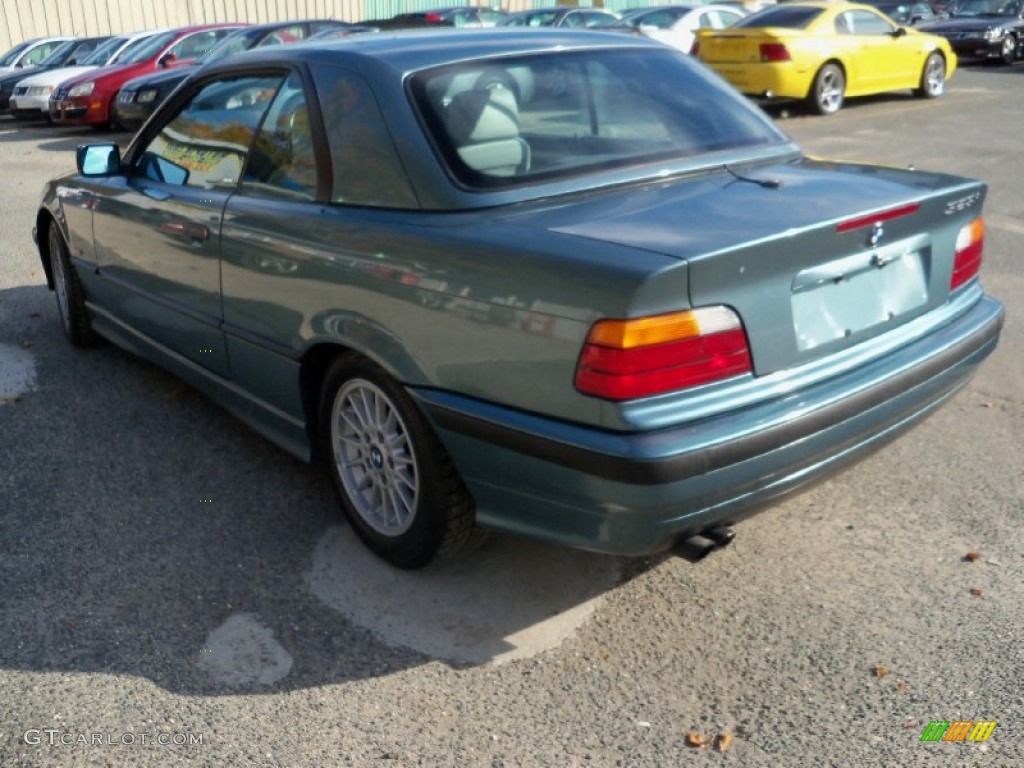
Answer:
697;28;803;64
531;158;985;376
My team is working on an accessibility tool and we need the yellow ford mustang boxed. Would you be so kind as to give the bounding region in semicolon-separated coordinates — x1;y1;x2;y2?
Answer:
694;1;956;114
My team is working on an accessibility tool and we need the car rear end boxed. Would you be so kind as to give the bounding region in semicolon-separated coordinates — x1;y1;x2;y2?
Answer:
394;37;1002;555
695;5;827;99
413;161;1001;555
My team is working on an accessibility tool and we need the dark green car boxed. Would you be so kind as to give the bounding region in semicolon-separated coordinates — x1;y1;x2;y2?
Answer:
34;30;1003;568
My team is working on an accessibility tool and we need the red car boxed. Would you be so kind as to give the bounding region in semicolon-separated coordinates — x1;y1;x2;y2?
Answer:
50;24;244;128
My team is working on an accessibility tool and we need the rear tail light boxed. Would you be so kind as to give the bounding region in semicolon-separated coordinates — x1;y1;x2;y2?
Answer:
690;41;700;56
575;307;752;401
759;43;791;62
425;12;443;22
951;217;984;290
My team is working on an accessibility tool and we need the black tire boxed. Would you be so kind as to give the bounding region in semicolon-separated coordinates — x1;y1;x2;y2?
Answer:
319;354;483;569
999;34;1017;65
48;221;97;347
914;52;946;98
807;62;845;115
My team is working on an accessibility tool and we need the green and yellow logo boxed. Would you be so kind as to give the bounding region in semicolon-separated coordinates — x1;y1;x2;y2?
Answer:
920;720;996;742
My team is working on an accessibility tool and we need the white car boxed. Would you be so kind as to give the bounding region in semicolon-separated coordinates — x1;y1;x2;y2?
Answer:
622;4;747;53
0;36;74;73
9;30;164;119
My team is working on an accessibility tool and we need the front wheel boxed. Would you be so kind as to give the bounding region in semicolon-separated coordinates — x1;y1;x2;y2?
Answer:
319;355;481;569
999;34;1017;65
808;63;845;115
914;52;946;98
48;222;96;346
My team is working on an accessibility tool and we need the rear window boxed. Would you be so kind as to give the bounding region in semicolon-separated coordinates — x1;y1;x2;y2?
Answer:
734;6;824;28
409;48;787;190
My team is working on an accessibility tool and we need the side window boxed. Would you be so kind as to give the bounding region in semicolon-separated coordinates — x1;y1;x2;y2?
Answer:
171;30;234;60
698;12;717;28
715;10;745;27
257;26;307;47
242;73;319;200
309;64;418;208
135;76;282;190
848;10;896;34
23;42;62;66
835;11;855;34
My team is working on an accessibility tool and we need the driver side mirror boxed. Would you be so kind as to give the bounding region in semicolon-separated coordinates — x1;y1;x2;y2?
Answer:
158;52;177;68
77;143;121;177
892;26;908;36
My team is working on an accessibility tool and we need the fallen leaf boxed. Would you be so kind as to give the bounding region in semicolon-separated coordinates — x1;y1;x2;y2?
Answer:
597;650;610;661
685;731;709;747
714;732;734;753
163;386;187;401
895;681;910;692
964;551;982;562
979;402;993;408
873;663;890;678
969;587;983;597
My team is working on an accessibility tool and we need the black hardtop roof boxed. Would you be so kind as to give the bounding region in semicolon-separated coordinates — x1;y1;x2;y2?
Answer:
215;27;666;75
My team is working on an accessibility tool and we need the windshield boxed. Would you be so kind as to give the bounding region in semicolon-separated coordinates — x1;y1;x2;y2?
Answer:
196;28;264;65
950;0;1020;14
625;8;690;28
0;41;32;67
119;31;177;65
37;40;78;67
79;36;126;65
411;48;788;190
735;6;825;27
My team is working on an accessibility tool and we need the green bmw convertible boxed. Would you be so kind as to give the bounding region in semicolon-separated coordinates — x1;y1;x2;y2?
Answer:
34;29;1003;568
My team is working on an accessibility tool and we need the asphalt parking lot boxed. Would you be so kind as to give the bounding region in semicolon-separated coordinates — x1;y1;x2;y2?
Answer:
1;65;1021;767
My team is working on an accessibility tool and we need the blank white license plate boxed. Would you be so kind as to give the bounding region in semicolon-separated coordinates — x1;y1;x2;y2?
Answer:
792;249;928;351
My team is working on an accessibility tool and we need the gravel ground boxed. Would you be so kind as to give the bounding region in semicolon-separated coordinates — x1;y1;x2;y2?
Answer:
1;67;1021;767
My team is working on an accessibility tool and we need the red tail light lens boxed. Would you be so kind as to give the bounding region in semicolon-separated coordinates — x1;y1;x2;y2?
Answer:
759;43;791;62
836;202;919;233
690;41;700;56
951;217;984;290
575;307;752;401
425;12;443;22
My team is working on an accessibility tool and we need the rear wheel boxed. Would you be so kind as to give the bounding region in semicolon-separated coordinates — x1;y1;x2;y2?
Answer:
808;62;845;115
48;222;97;347
914;52;946;98
319;354;482;569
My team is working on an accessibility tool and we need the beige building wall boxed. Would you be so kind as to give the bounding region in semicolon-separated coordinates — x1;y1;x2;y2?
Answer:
0;0;384;52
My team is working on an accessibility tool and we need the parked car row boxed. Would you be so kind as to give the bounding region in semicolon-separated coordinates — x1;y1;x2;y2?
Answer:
0;20;370;129
0;0;1019;127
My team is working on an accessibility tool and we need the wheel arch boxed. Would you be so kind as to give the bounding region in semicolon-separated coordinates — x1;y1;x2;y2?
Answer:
807;58;846;99
298;332;429;463
36;208;59;290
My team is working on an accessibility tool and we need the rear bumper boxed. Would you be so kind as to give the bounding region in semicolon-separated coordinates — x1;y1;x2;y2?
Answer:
413;291;1004;556
706;61;812;101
